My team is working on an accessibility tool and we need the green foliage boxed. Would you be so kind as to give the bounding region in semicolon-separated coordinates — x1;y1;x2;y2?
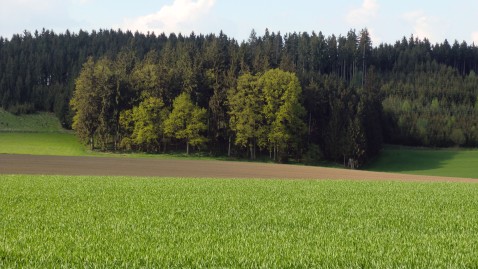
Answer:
259;69;306;160
382;63;478;147
314;73;382;167
70;57;99;149
130;51;162;97
2;175;478;267
450;128;466;146
303;143;323;164
228;70;306;160
164;93;207;154
94;57;117;150
120;96;168;152
71;57;128;151
227;73;263;158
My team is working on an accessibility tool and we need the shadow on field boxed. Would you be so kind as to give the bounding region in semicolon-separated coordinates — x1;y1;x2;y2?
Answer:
364;146;459;174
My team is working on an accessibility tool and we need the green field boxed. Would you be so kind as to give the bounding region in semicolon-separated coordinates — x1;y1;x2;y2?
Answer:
367;146;478;178
0;132;87;156
0;110;87;156
0;110;64;133
1;175;477;267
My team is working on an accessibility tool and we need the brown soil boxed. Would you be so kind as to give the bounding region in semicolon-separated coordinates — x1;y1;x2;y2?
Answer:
0;154;476;183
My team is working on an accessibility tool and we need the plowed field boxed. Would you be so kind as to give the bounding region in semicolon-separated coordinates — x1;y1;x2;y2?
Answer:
1;154;476;182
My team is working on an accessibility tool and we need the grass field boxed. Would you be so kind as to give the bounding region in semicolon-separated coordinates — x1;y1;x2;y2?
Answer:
0;109;88;156
0;109;64;133
0;132;87;156
1;175;477;267
367;146;478;178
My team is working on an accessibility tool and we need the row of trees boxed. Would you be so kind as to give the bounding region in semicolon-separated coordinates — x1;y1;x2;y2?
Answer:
2;28;478;165
71;53;382;166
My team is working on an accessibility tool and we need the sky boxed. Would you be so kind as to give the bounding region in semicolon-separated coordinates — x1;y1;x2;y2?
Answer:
1;0;478;46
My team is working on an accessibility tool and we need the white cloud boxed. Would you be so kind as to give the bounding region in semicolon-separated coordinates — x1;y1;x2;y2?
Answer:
346;0;381;44
120;0;216;35
472;32;478;45
367;28;381;45
347;0;378;25
403;11;439;41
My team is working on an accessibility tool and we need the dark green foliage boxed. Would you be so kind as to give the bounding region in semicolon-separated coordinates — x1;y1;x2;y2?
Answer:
2;28;478;165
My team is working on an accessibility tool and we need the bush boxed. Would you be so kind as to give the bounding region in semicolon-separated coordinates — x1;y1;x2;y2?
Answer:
450;128;465;146
7;103;35;115
303;144;323;164
119;137;132;151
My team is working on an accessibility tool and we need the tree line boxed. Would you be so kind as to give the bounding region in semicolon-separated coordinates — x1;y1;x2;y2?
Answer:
1;28;478;165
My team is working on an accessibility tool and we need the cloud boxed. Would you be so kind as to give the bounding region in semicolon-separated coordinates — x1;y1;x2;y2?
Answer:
472;32;478;45
120;0;216;35
346;0;381;44
367;28;381;45
347;0;378;25
403;11;439;41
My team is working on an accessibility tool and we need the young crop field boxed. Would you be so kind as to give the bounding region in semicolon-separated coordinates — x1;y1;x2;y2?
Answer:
1;175;477;267
367;146;478;179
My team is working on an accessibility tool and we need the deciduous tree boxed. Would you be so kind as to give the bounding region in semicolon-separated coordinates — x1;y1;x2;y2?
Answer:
164;93;207;154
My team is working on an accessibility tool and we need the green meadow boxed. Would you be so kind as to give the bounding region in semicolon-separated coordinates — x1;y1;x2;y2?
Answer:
0;132;86;156
0;110;85;156
367;146;478;179
1;175;477;267
0;109;64;133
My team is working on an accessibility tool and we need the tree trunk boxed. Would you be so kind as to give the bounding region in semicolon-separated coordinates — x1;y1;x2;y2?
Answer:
308;112;312;144
273;145;276;161
362;42;366;87
253;139;257;160
186;141;189;155
228;135;231;157
90;136;94;151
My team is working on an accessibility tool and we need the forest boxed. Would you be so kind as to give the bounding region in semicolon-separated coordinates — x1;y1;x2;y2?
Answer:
1;28;478;166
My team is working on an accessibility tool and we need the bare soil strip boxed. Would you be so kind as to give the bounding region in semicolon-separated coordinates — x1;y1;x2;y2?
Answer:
0;154;476;183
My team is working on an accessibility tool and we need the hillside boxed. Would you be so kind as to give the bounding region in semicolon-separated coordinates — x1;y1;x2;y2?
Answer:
366;146;478;178
1;29;478;165
0;109;64;132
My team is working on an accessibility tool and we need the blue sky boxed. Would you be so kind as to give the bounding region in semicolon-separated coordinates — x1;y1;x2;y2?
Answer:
1;0;478;46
